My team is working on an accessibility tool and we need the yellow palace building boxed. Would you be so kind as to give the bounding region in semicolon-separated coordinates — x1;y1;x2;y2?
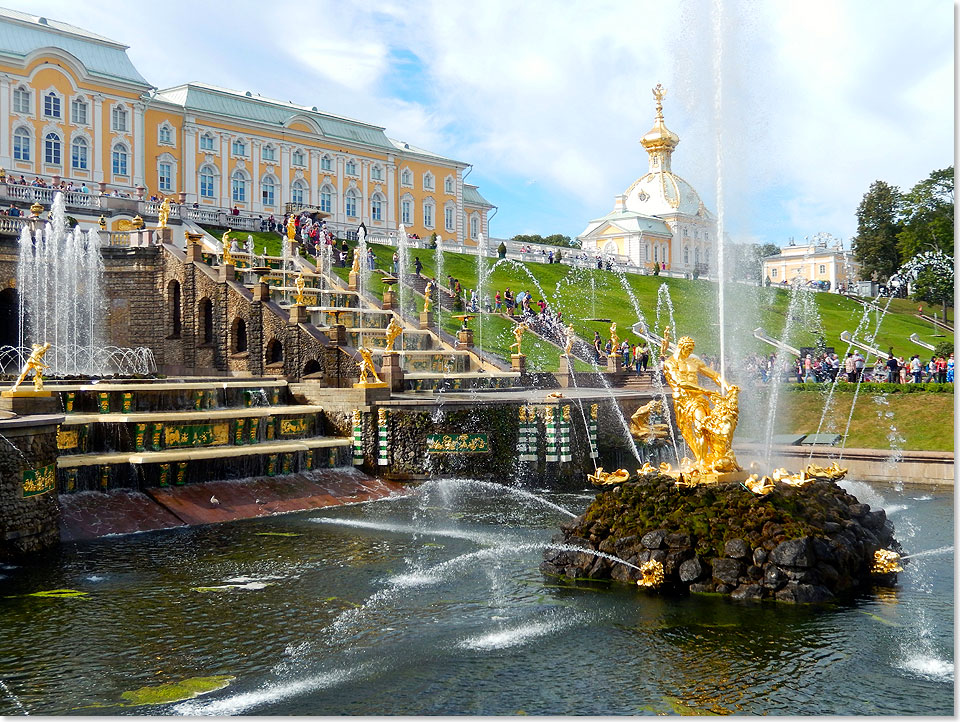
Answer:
0;8;494;242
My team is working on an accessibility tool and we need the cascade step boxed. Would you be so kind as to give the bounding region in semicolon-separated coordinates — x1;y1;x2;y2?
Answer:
59;404;324;425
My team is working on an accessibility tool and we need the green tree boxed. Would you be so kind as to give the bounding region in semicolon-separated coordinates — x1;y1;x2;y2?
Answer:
897;166;954;260
852;180;903;281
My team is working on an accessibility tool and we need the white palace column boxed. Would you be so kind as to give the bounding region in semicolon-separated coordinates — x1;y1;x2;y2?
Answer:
335;154;344;225
455;167;464;244
182;121;197;201
251;140;261;212
309;149;319;207
386;155;396;228
92;94;104;183
219;132;231;203
360;159;369;224
0;75;10;168
279;143;290;211
132;100;145;189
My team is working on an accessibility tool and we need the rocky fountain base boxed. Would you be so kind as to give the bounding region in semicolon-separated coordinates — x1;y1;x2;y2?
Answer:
540;474;901;603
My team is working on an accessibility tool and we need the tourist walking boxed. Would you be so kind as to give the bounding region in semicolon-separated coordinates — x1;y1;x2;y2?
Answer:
886;354;899;383
414;256;422;277
844;353;856;383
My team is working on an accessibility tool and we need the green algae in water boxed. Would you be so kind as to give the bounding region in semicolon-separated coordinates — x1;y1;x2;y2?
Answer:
120;675;235;706
23;588;88;598
192;582;273;593
253;532;302;537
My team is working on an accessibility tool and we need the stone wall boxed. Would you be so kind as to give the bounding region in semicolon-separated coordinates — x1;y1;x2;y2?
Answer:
0;417;61;559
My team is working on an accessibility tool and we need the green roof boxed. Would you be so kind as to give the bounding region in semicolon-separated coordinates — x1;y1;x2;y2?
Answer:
0;8;151;87
156;83;396;150
463;184;494;208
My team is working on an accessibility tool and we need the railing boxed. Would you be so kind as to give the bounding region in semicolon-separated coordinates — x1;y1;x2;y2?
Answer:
0;184;101;209
0;215;29;236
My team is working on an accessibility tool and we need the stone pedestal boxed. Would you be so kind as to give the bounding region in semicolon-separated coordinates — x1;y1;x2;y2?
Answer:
457;329;474;348
329;324;347;346
186;240;204;263
381;351;404;391
0;390;60;416
288;304;308;325
348;270;359;291
511;354;527;373
419;311;434;330
286;239;300;258
156;226;172;245
219;263;236;283
252;281;270;302
558;355;574;386
606;355;622;373
382;287;396;310
351;384;392;404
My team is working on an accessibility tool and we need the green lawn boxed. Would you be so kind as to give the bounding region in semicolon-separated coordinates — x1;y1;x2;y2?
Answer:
200;225;285;258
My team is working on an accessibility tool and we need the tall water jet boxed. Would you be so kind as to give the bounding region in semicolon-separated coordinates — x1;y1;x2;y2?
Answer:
17;193;105;375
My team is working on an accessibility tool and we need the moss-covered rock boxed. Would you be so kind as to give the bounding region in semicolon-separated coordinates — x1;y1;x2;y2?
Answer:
541;475;900;603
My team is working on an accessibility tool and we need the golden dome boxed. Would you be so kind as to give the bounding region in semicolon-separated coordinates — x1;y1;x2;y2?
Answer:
640;83;679;154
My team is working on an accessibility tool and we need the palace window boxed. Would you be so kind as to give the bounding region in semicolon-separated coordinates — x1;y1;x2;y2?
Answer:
71;98;87;125
291;180;305;205
423;202;434;228
371;165;382;181
13;127;30;161
321;155;332;171
200;133;215;151
345;160;357;176
444;176;454;194
370;193;384;221
231;171;247;203
423;172;434;191
262;145;276;162
771;268;778;279
819;264;826;274
444;205;454;232
231;139;247;156
199;166;216;198
43;92;61;119
400;168;412;187
292;149;305;166
261;175;276;206
71;137;88;170
158;162;172;192
112;105;128;132
319;186;333;213
470;215;479;239
683;246;689;264
345;188;358;217
13;86;31;114
158;125;173;144
112;143;128;176
44;132;61;165
401;198;412;225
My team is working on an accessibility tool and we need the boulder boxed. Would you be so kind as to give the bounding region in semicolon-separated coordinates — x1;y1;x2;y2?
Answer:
724;538;750;559
665;532;691;549
641;529;667;549
770;537;815;568
848;503;870;517
752;547;768;565
679;557;707;583
775;582;833;604
730;583;764;601
711;558;742;585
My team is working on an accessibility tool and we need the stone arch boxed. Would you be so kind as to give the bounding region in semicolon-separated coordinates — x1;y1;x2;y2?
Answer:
197;297;213;344
303;358;322;378
167;279;181;338
231;316;248;353
266;337;284;366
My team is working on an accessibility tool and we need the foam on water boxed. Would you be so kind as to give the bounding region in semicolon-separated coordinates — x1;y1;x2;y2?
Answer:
310;517;511;546
421;478;577;518
457;613;585;651
900;655;954;682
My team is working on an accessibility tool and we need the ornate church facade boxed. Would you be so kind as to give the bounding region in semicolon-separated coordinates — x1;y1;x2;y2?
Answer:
579;85;716;275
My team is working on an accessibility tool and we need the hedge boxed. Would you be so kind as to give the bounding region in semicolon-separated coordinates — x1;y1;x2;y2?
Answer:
787;382;953;394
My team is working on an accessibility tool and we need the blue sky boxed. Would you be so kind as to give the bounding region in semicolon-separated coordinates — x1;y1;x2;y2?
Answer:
26;0;954;248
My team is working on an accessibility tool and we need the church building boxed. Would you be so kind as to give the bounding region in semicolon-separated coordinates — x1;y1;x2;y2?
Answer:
579;85;716;275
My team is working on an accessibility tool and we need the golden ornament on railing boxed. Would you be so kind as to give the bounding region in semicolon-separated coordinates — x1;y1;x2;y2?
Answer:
587;467;630;487
636;559;665;588
30;201;43;217
352;409;362;427
872;549;903;574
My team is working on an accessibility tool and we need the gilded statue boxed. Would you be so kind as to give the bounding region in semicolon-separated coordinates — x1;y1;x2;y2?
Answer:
294;269;306;305
660;327;740;474
356;347;382;385
221;231;234;266
510;322;528;356
564;324;575;356
629;398;670;440
609;322;619;351
157;197;171;229
384;316;403;352
351;247;360;274
11;342;51;392
423;282;433;312
286;214;296;241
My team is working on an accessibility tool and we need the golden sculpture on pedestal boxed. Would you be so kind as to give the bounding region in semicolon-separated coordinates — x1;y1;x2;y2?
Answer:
157;197;171;229
11;342;51;392
564;324;575;356
660;327;741;478
356;347;383;386
609;322;619;351
423;282;433;312
286;214;296;242
294;269;306;306
351;248;360;275
629;398;670;440
510;322;528;356
587;467;630;486
384;317;403;352
636;559;665;588
221;231;234;266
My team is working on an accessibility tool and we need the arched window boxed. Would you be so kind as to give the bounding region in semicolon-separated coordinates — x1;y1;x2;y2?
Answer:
112;105;128;131
401;195;413;225
423;172;434;190
266;338;283;365
71;137;88;170
654;246;659;263
112;143;128;175
232;317;248;353
291;179;306;206
370;192;384;221
321;154;332;171
444;176;454;194
262;144;276;162
345;159;357;176
200;133;215;151
345;188;359;218
199;165;216;198
158;125;172;144
13;127;31;161
422;201;435;228
400;168;412;186
168;280;181;337
198;298;213;344
231;170;247;203
470;215;479;240
43;132;61;165
370;165;382;181
319;184;333;214
13;86;30;114
71;97;87;125
261;175;276;206
43;92;61;118
231;138;247;156
683;246;689;264
292;149;305;166
444;203;455;232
